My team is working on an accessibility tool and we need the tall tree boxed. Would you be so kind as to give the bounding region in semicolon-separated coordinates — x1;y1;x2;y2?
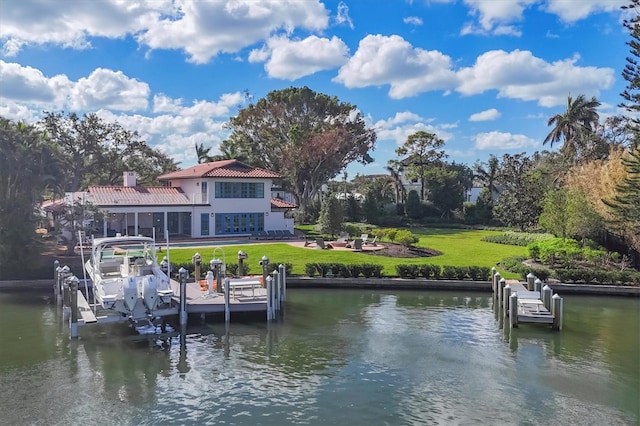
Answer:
543;94;601;161
223;87;376;221
39;112;178;190
493;153;545;230
318;193;343;238
395;131;447;201
386;162;407;204
604;146;640;252
195;143;214;163
0;117;63;276
621;0;640;149
473;155;499;204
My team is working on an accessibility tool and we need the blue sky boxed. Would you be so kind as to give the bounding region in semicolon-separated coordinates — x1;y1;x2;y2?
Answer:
0;0;630;177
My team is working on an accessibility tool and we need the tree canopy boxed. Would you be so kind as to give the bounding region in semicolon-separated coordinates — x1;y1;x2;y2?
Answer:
393;131;446;201
0;117;64;276
40;112;178;191
222;87;376;221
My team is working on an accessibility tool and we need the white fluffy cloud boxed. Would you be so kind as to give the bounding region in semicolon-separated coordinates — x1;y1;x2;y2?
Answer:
249;35;349;80
0;0;330;63
0;61;148;111
469;108;501;121
334;34;458;99
544;0;626;22
456;50;614;107
474;131;538;150
373;111;456;146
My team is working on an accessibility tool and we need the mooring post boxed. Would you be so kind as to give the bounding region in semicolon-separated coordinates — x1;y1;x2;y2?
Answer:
542;285;552;311
59;265;71;308
272;269;280;315
55;266;62;305
237;250;248;276
178;267;188;326
210;258;222;292
491;267;496;289
534;278;543;294
509;292;518;328
503;284;511;317
279;263;286;303
69;275;79;339
266;276;273;321
552;294;563;331
498;278;506;311
224;277;230;323
260;256;270;288
526;273;535;291
192;252;202;284
493;272;501;299
53;260;60;299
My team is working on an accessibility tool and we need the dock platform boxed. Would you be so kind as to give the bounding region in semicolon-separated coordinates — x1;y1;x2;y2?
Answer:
169;279;268;314
507;281;554;325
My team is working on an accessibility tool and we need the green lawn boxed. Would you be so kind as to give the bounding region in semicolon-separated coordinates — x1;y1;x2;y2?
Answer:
164;227;526;278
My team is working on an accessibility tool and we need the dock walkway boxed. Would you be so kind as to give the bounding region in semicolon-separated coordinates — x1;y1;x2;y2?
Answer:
507;281;554;325
170;279;267;314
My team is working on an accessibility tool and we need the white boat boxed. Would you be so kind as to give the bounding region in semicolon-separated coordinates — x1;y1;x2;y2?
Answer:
85;235;174;320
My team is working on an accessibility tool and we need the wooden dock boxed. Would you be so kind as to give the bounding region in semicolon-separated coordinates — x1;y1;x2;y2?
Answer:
492;270;563;331
507;281;554;325
169;278;268;314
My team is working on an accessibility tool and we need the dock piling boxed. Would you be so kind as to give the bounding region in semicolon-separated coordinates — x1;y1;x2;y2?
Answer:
498;278;506;308
552;294;563;331
224;277;230;323
493;272;501;298
509;293;518;328
526;273;535;291
279;263;286;303
542;285;552;311
266;276;273;321
272;269;280;315
179;267;188;326
534;278;543;293
503;284;511;318
69;275;79;338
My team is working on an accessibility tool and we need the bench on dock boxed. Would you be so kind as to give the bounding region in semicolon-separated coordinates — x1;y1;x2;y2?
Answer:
224;277;263;298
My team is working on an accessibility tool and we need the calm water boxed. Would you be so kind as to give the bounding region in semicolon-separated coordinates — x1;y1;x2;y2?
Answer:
0;289;638;425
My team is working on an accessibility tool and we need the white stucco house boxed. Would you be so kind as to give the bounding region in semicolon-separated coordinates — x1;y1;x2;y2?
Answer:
63;160;296;239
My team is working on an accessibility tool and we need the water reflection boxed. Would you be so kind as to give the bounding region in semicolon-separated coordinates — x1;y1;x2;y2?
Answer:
0;289;637;425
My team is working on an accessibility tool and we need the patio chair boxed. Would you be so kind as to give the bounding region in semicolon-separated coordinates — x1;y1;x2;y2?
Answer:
275;230;285;239
360;233;369;244
267;230;277;240
316;238;332;249
283;230;295;239
364;235;377;246
256;230;268;240
352;238;363;252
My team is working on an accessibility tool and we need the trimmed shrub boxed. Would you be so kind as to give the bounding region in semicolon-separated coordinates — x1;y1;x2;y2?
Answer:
347;264;363;278
395;229;419;247
305;263;318;277
396;264;419;278
442;265;457;279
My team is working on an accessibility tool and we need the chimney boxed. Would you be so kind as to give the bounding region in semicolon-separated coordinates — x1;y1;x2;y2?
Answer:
123;171;137;187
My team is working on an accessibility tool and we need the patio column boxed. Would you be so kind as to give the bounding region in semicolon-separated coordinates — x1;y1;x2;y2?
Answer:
134;211;139;236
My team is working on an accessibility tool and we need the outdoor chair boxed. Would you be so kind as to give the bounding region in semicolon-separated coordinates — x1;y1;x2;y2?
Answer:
360;234;369;244
267;230;277;240
352;238;363;252
275;230;285;239
365;235;378;246
283;230;295;239
316;238;332;249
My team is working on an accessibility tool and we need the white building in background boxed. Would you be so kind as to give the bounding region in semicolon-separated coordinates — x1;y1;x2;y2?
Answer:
62;160;296;239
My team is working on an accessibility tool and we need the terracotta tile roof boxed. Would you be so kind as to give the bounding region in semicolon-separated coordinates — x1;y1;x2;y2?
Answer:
87;186;197;206
271;198;297;209
41;198;66;213
158;159;280;180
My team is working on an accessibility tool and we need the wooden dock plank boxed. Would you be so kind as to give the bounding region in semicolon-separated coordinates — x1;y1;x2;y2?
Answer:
170;279;268;314
77;291;98;324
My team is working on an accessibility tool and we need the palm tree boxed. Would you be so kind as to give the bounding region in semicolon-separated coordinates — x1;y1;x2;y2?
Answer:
195;143;214;163
544;94;601;160
473;155;499;204
386;161;407;204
